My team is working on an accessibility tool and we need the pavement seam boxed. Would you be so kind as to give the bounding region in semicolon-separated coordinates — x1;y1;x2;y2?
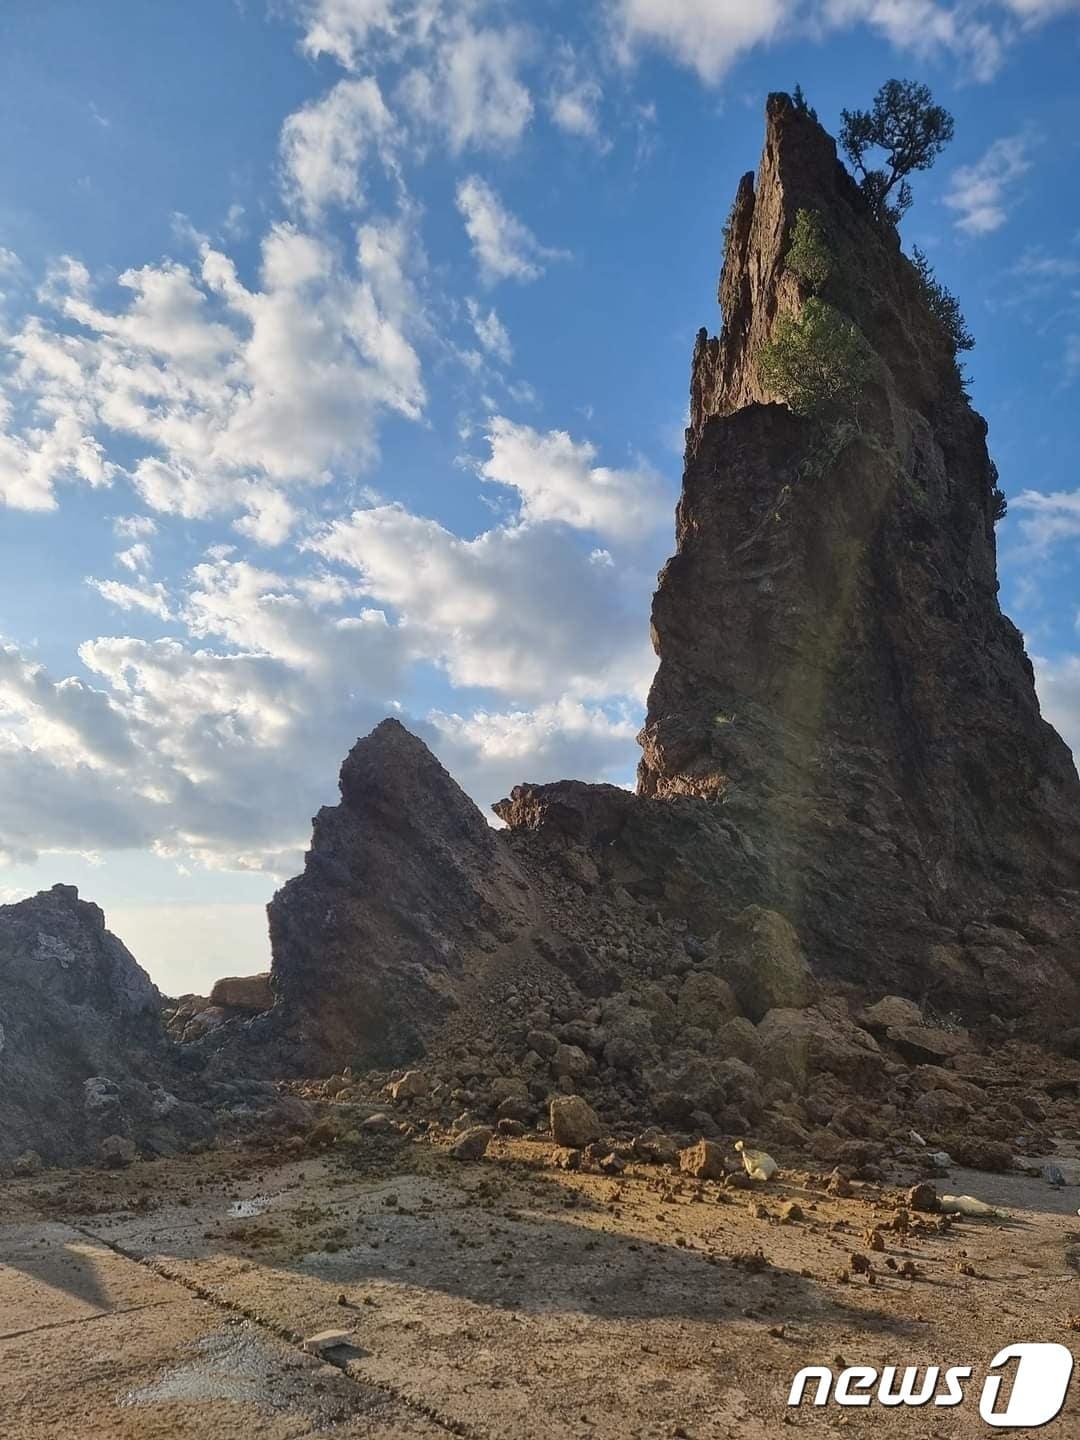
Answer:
0;1296;183;1343
74;1223;488;1440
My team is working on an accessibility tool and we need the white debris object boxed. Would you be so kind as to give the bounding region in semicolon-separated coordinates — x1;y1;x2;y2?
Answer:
302;1330;355;1356
734;1139;777;1182
939;1194;1001;1219
908;1129;925;1146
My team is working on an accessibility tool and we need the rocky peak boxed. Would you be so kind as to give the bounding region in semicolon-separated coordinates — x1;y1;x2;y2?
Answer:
638;94;1080;1016
266;719;533;1071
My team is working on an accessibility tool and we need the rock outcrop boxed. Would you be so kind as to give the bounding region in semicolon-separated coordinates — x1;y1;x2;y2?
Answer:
636;92;1080;1016
0;885;198;1164
265;718;534;1072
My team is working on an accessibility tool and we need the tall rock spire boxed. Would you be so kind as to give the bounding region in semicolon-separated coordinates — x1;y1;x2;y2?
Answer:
638;93;1080;1013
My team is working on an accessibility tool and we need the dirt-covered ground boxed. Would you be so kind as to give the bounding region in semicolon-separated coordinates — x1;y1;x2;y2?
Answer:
3;1133;1080;1438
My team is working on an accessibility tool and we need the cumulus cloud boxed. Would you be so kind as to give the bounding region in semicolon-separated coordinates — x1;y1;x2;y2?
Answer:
944;135;1035;235
307;502;654;699
0;216;424;529
456;176;565;284
478;416;669;540
613;0;791;83
821;0;1004;80
280;77;399;217
1010;488;1080;553
430;698;639;807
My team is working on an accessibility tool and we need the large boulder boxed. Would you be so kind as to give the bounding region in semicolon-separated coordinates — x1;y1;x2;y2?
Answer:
549;1095;601;1148
676;971;740;1033
725;908;816;1021
209;973;273;1011
755;1004;883;1087
858;995;923;1033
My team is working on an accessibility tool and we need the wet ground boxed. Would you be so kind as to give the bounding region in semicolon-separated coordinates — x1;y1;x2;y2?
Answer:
3;1137;1080;1437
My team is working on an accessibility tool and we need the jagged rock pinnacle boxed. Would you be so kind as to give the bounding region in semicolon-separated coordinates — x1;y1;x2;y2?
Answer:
638;93;1080;1012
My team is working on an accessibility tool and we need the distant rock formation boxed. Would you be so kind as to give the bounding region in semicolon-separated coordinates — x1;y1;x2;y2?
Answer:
0;885;186;1163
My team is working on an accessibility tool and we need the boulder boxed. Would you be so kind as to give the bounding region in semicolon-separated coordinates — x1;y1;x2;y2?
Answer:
389;1070;429;1102
858;995;924;1033
449;1126;493;1161
676;971;739;1032
549;1095;601;1148
726;908;816;1021
551;1043;592;1079
678;1139;727;1180
99;1134;137;1169
755;1004;883;1087
887;1026;972;1065
208;973;273;1011
632;1128;679;1165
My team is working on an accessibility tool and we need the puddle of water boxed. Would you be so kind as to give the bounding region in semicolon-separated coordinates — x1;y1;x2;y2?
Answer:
121;1328;355;1420
227;1193;275;1218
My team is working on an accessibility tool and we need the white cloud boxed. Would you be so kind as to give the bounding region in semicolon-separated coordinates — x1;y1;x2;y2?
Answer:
308;502;655;699
1010;488;1080;553
89;578;173;621
944;135;1035;235
280;77;398;217
1004;0;1080;16
821;0;1004;80
294;0;426;68
465;297;513;364
547;46;607;145
116;542;152;575
456;176;565;284
478;416;669;541
613;0;790;83
114;514;158;539
1;216;424;529
430;698;638;807
400;22;533;153
1032;654;1080;765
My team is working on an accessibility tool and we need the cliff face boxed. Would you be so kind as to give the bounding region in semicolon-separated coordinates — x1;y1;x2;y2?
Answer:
638;93;1080;1009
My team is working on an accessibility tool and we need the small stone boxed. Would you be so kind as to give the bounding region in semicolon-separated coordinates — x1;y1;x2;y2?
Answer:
13;1150;43;1177
781;1201;804;1223
497;1118;526;1137
826;1169;852;1197
906;1182;938;1213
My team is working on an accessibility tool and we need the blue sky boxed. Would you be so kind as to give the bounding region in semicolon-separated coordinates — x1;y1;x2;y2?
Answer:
1;0;1078;994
